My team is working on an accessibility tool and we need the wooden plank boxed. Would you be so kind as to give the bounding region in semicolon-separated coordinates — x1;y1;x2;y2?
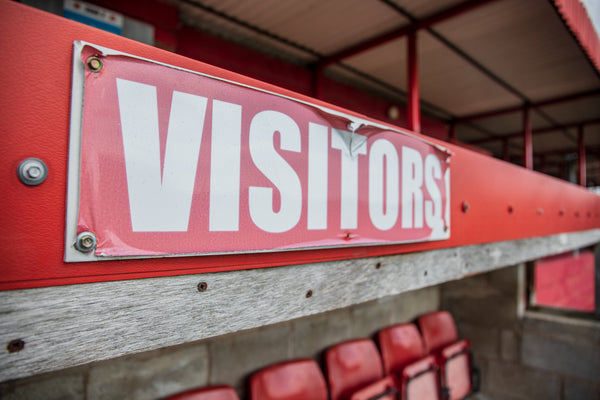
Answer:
1;229;599;381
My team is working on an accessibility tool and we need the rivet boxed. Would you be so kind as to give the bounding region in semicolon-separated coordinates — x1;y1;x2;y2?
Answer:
559;209;565;216
17;158;48;186
461;201;469;213
197;282;208;292
537;208;543;215
575;212;580;217
507;205;514;214
86;56;103;72
305;290;313;298
7;339;24;353
75;232;97;253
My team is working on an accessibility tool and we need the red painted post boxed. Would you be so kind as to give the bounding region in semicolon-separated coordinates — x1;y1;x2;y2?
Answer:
578;125;586;186
523;104;532;169
407;30;421;133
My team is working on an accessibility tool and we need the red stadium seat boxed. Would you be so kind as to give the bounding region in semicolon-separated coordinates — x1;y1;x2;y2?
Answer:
418;311;476;400
164;385;240;400
325;338;396;400
378;323;441;400
249;359;328;400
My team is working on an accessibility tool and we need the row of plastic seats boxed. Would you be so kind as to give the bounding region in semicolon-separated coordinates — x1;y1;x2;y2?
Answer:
164;311;477;400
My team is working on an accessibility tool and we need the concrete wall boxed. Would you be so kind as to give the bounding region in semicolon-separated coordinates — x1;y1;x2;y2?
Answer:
0;286;439;400
442;264;600;400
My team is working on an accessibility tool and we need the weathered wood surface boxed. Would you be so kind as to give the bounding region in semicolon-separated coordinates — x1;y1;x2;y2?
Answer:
1;229;599;381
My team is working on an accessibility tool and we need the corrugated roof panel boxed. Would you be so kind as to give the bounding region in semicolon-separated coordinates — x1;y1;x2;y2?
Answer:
179;2;318;64
434;0;600;101
417;30;522;115
185;0;408;55
537;95;600;125
342;37;407;90
388;0;468;19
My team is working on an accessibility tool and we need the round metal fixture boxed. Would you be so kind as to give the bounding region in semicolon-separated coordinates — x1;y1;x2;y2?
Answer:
17;158;48;186
75;232;97;253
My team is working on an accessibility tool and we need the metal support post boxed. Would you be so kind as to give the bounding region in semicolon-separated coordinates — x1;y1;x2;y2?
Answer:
578;125;586;187
523;104;532;169
407;30;421;133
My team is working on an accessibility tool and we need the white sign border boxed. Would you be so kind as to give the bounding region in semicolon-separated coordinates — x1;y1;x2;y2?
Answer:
64;41;451;262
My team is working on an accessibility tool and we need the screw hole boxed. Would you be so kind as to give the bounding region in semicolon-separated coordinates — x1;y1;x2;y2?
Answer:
424;270;428;276
305;290;313;298
7;339;24;353
461;201;469;213
197;282;208;292
375;262;381;269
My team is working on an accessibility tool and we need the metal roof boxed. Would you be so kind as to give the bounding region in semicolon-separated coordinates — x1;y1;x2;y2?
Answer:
169;0;600;183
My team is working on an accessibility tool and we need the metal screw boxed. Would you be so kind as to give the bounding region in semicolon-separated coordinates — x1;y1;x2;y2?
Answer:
197;282;208;292
75;232;97;253
461;201;470;213
305;290;313;298
17;158;48;186
537;208;543;215
86;56;103;72
7;339;24;353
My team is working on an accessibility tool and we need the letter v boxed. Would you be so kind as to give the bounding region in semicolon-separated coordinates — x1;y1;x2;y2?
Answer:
116;78;207;232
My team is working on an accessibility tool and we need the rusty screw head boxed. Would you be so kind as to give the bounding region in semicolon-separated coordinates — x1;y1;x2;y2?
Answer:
75;232;97;253
197;282;208;292
86;56;103;72
461;201;470;213
7;339;24;353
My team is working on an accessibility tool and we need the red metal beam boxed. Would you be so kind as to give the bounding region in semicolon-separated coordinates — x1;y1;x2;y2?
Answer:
578;125;586;186
456;89;600;122
317;0;498;67
523;105;533;169
407;30;421;133
467;117;600;145
2;1;599;291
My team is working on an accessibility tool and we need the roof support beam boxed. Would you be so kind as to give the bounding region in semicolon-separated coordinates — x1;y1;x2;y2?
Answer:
407;30;420;132
317;0;498;67
456;89;600;122
467;118;600;145
578;125;586;186
523;105;533;169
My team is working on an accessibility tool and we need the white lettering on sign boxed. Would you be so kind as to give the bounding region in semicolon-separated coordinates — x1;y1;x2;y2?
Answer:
114;78;447;237
116;79;207;232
